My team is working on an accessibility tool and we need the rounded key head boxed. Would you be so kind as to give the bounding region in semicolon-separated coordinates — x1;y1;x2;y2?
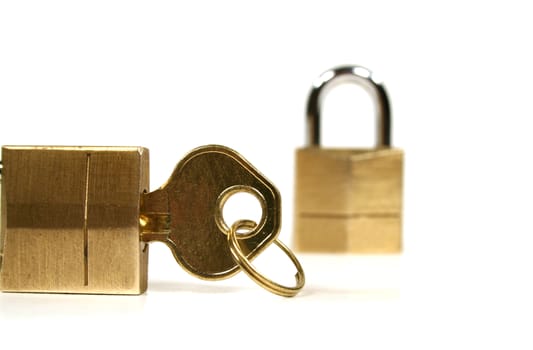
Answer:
151;145;281;280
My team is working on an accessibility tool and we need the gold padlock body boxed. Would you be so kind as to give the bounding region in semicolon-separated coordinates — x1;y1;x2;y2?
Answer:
294;147;403;253
0;146;149;294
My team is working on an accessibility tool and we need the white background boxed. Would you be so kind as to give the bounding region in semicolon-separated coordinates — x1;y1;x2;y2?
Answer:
1;1;533;349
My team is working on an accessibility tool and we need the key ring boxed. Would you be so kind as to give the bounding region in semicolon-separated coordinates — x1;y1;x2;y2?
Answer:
227;219;305;297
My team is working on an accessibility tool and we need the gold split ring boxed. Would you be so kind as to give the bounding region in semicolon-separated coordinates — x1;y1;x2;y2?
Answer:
227;219;305;297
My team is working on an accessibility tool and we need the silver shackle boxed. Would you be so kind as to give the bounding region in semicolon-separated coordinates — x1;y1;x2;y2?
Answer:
305;65;392;148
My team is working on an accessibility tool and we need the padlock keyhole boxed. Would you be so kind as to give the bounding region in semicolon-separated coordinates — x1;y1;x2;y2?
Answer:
321;83;377;148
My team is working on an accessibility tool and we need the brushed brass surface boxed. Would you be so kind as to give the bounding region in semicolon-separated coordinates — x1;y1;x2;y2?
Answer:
294;148;403;253
140;145;282;280
0;146;149;294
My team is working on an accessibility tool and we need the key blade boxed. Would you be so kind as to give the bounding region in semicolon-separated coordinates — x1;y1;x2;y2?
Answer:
142;145;281;280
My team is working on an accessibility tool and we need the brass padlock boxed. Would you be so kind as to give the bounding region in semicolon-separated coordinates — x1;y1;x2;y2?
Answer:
0;145;304;296
0;146;150;294
294;65;403;253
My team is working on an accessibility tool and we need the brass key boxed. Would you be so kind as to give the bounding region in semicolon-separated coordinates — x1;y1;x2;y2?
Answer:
140;145;281;280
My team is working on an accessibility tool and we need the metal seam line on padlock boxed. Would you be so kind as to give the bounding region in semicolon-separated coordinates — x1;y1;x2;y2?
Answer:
306;65;392;148
82;153;90;286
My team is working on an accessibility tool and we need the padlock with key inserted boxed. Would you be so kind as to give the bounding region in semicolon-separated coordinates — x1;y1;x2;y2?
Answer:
293;65;403;253
0;145;304;296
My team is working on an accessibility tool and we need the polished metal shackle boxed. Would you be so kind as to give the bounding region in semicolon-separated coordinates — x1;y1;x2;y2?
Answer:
306;65;392;148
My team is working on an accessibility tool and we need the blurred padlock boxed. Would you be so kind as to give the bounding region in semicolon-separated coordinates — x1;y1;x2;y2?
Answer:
293;65;403;253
